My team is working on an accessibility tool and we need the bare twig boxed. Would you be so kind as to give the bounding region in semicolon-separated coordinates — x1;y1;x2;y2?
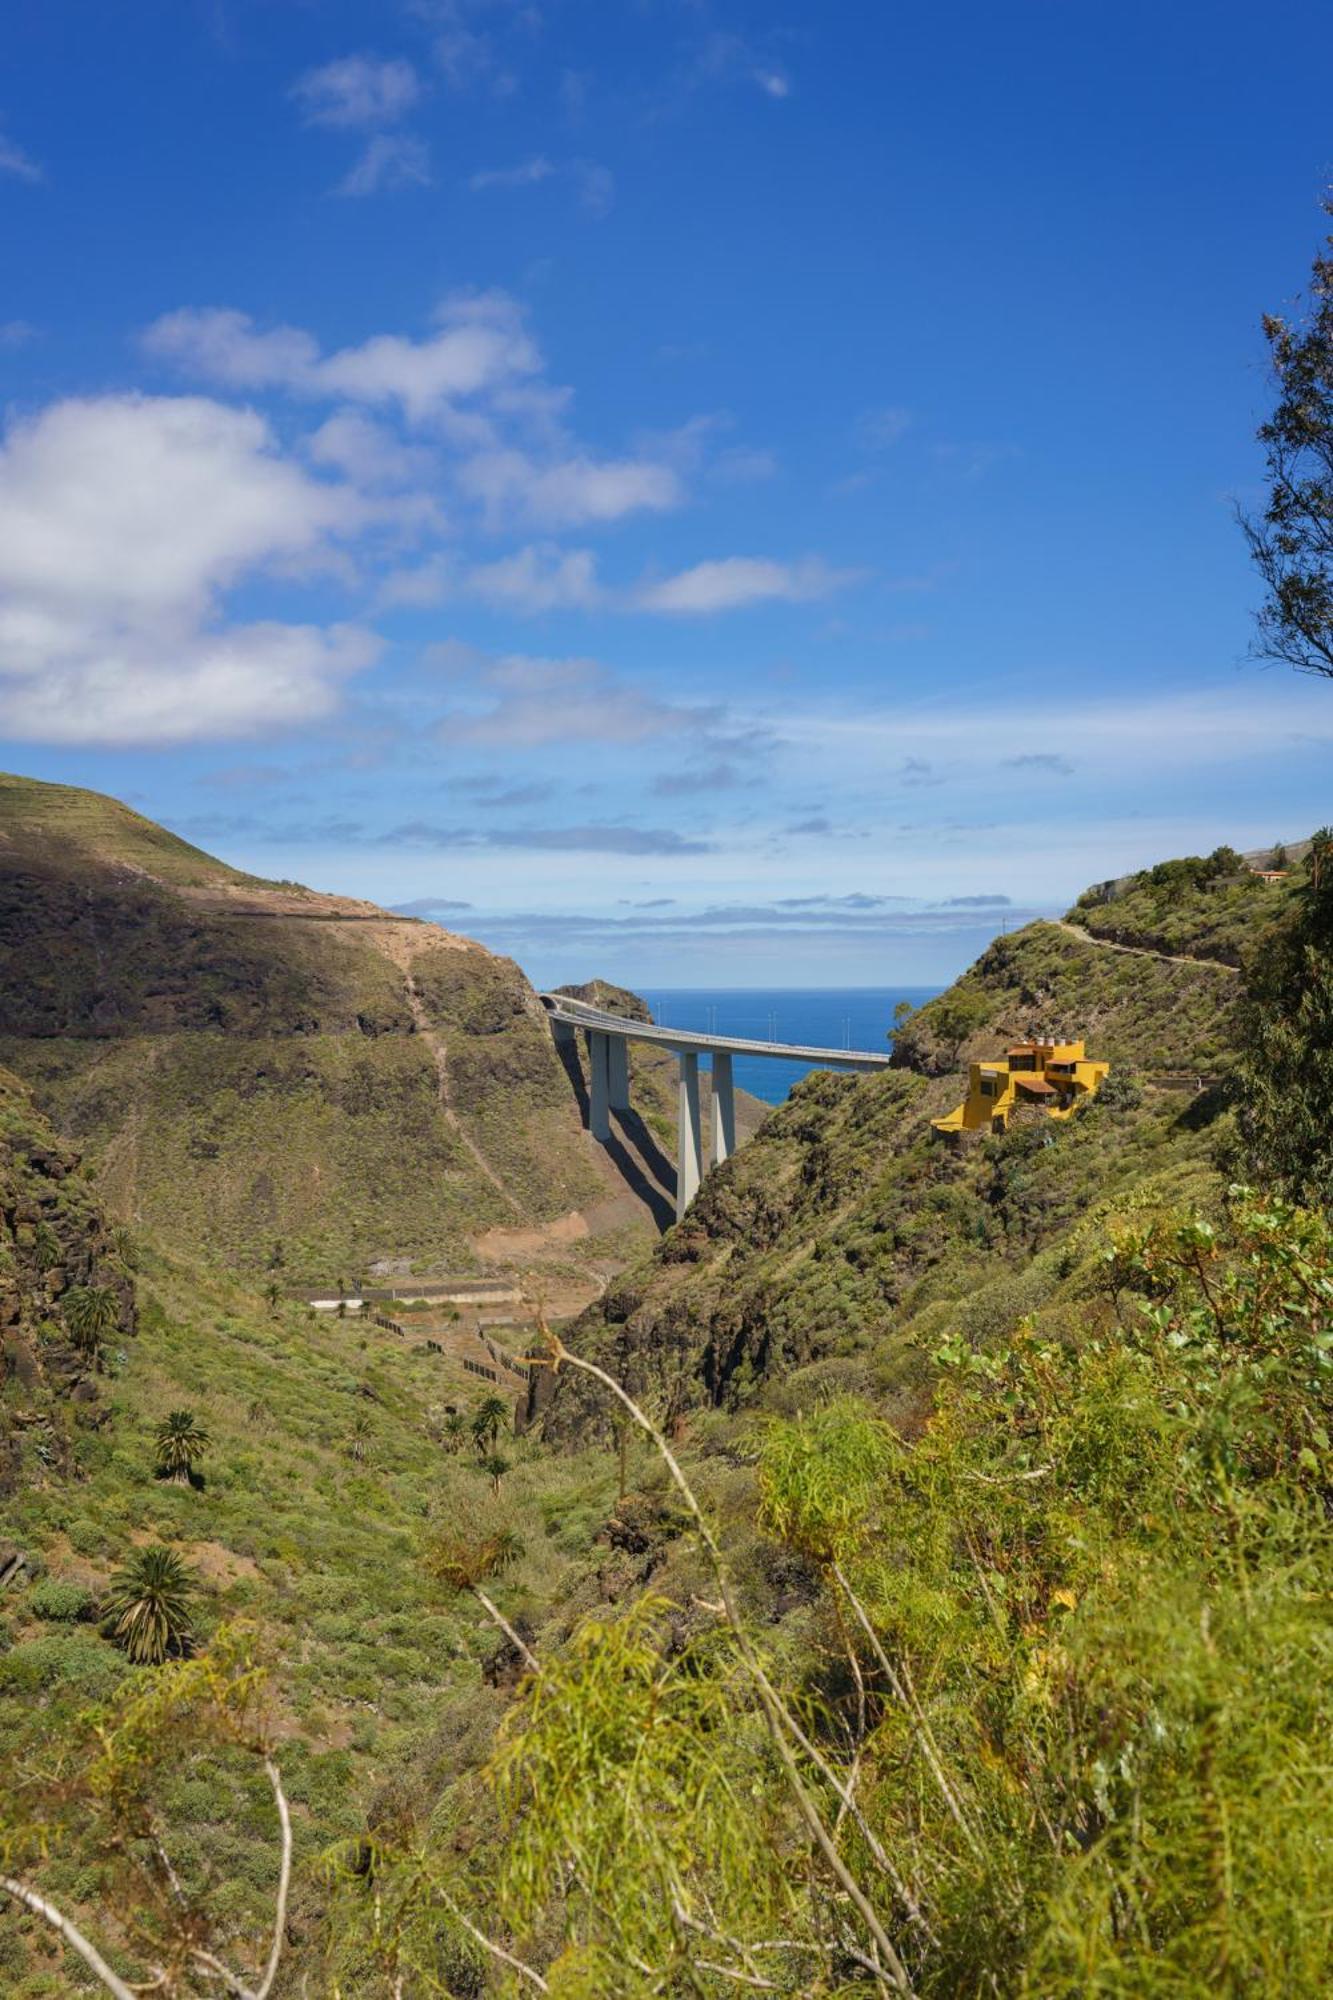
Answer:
473;1586;539;1674
255;1758;292;2000
435;1883;550;1992
1;1876;138;2000
190;1949;257;1998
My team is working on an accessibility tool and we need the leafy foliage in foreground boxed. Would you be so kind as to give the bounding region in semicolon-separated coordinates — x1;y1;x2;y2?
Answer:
342;1192;1333;1996
1235;829;1333;1205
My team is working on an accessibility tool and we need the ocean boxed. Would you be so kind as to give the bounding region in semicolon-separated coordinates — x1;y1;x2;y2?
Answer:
643;987;942;1106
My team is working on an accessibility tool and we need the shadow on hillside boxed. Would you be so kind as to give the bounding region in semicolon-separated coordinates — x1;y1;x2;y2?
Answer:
605;1120;676;1231
615;1106;676;1201
549;1026;677;1231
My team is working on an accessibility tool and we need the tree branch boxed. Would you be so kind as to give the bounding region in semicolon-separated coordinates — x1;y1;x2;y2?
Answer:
1;1875;139;2000
255;1757;291;2000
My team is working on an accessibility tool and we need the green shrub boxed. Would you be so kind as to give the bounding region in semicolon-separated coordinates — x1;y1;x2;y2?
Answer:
27;1577;97;1623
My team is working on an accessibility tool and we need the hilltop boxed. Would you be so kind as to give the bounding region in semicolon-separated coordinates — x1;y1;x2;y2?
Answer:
0;773;689;1290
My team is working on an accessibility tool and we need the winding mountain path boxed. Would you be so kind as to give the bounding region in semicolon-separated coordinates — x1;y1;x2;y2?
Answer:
1052;920;1241;974
371;928;524;1220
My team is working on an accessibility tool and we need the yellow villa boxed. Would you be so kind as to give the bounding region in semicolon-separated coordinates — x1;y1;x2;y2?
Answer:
932;1038;1110;1137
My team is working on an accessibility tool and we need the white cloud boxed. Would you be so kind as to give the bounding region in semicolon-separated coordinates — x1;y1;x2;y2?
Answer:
467;155;613;217
0;125;41;182
460;448;682;528
292;55;422;128
755;70;791;98
0;394;379;744
637;556;856;614
143;294;538;422
144;295;690;528
469;155;554;191
465;544;602;611
306;410;438;489
379;545;603;614
339;133;432;196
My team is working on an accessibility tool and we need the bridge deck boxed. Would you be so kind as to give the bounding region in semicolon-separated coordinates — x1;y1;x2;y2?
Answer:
540;994;894;1071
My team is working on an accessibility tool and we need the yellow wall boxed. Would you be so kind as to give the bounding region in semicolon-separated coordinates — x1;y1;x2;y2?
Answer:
931;1045;1109;1136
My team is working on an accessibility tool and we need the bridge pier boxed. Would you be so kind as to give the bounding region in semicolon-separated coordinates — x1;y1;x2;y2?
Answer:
587;1030;611;1142
711;1051;736;1168
608;1035;630;1112
677;1051;703;1219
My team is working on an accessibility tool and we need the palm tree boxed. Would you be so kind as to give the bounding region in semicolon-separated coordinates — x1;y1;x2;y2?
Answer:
62;1284;120;1371
479;1452;510;1496
471;1394;510;1456
104;1547;196;1664
264;1278;282;1316
349;1412;374;1463
440;1410;468;1453
153;1409;211;1486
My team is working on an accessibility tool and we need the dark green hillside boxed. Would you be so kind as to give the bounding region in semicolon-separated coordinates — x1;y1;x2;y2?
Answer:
0;775;676;1282
549;866;1259;1436
1;1065;135;1493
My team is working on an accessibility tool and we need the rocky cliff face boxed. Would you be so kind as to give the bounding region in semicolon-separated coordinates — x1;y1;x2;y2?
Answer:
0;774;666;1280
0;1064;135;1493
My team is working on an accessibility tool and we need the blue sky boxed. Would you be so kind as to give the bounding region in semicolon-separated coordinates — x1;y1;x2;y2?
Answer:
2;0;1331;989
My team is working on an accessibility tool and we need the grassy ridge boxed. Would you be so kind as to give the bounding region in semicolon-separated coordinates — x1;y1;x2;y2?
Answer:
0;774;662;1279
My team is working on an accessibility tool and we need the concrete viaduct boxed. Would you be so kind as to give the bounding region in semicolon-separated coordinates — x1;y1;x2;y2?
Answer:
539;992;895;1221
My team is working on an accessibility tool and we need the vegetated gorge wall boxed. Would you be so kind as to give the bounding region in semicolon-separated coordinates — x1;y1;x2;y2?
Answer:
543;905;1249;1440
0;1064;135;1496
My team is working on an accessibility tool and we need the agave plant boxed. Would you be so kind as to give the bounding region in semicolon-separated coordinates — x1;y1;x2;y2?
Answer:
62;1284;120;1370
153;1409;212;1486
104;1547;196;1664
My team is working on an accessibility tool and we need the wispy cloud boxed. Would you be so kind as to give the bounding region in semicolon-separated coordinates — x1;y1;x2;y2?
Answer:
469;155;554;191
429;645;722;750
380;820;714;855
0;124;42;183
144;293;692;530
650;762;752;797
857;405;911;450
636;555;859;614
339;133;433;196
292;55;422;128
1004;752;1074;776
